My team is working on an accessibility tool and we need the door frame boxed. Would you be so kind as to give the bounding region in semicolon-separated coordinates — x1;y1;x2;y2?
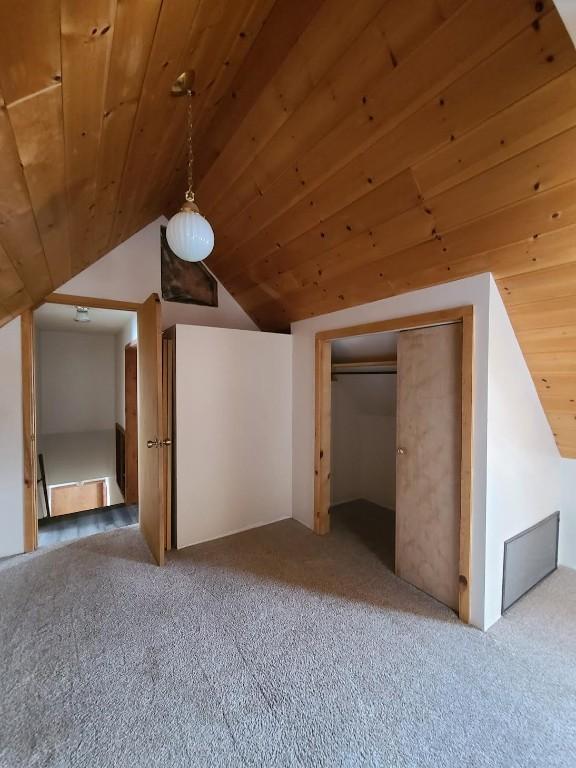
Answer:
162;333;175;551
124;342;139;505
21;309;37;551
22;293;143;552
314;306;474;623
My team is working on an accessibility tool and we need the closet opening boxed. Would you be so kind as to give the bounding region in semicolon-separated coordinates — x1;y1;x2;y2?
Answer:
314;307;474;623
330;334;398;573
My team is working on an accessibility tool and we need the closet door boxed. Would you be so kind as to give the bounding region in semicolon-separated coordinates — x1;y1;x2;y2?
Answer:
395;323;462;610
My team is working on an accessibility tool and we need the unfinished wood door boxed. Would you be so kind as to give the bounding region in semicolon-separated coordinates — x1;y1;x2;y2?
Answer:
396;323;462;610
51;480;106;517
137;293;165;565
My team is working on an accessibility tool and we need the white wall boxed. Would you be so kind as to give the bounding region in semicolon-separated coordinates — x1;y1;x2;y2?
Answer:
331;374;397;509
484;281;562;627
560;458;576;569
175;325;293;547
0;319;24;558
291;274;492;629
38;330;116;435
555;1;576;46
57;218;257;332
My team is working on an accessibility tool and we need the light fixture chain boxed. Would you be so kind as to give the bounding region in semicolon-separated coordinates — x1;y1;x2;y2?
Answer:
186;90;195;203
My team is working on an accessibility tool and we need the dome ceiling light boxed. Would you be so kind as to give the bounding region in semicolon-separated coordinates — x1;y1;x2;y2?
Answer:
74;306;90;323
166;70;214;263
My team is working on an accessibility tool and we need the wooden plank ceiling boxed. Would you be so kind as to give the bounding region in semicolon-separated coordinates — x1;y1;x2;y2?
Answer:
0;0;575;456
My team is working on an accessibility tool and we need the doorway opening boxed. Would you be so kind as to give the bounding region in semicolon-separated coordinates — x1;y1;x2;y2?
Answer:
22;292;170;565
33;302;139;548
329;332;398;573
315;307;474;623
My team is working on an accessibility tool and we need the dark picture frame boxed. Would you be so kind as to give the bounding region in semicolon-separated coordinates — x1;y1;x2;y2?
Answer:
160;225;218;307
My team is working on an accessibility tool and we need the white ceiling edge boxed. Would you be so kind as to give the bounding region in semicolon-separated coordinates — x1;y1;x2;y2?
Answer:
331;330;399;363
34;303;136;335
554;0;576;46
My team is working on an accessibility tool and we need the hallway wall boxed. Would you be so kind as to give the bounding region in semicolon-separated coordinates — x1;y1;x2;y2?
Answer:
37;330;116;435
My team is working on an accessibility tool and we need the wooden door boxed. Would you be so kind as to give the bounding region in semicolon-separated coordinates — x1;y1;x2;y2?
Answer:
395;323;462;610
137;293;165;565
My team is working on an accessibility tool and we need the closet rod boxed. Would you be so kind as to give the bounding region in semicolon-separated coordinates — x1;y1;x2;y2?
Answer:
331;370;397;376
331;359;396;368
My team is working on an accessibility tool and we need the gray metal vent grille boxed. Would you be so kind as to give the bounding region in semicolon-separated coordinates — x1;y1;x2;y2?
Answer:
502;512;559;613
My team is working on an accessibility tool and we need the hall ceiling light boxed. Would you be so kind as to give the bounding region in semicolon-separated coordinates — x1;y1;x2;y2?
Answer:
74;306;90;323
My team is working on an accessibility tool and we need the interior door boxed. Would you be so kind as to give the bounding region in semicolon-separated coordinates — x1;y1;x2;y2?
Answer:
137;293;165;565
395;323;462;610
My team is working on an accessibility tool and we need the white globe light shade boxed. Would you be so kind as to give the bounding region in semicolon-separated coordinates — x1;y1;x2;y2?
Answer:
166;209;214;262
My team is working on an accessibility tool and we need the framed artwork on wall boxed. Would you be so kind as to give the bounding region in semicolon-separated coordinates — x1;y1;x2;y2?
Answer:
160;225;218;307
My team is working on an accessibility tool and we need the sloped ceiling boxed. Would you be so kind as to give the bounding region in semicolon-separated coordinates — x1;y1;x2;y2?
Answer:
0;0;575;456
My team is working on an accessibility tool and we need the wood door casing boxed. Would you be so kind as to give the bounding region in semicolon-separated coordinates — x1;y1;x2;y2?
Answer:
21;310;37;551
137;293;165;565
395;323;462;611
124;344;138;505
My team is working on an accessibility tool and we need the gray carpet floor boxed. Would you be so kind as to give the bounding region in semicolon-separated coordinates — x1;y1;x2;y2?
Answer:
0;507;575;767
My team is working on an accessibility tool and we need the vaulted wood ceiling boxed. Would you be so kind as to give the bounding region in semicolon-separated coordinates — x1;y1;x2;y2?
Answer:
0;0;576;456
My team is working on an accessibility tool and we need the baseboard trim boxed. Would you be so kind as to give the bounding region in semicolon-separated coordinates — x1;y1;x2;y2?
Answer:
177;515;292;549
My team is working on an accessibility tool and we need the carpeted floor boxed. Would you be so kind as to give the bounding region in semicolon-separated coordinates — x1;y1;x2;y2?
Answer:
0;508;575;767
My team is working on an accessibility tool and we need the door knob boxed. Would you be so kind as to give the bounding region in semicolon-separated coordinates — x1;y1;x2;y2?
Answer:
147;438;171;448
397;447;407;455
147;438;172;448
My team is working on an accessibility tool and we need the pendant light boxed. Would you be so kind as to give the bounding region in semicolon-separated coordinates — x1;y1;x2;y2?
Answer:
166;72;214;262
